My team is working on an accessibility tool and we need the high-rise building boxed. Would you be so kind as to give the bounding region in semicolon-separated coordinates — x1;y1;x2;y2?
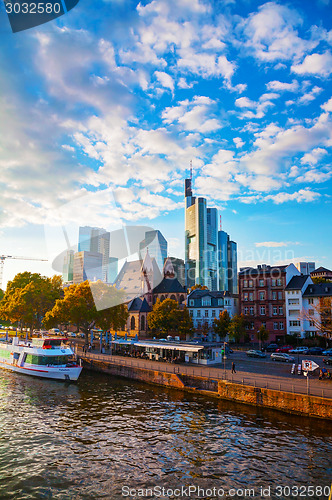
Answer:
78;226;111;282
62;250;74;283
139;230;167;273
295;262;316;275
185;177;237;292
73;251;103;284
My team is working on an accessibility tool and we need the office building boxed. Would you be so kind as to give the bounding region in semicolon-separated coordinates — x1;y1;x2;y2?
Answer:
78;226;111;282
62;250;74;283
139;230;167;273
185;176;237;292
73;251;103;284
295;262;316;275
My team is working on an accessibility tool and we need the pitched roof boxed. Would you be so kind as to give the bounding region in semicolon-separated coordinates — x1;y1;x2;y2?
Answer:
114;260;142;301
128;297;151;312
311;266;332;274
285;275;310;290
153;277;186;294
187;289;232;299
303;283;332;297
239;265;288;276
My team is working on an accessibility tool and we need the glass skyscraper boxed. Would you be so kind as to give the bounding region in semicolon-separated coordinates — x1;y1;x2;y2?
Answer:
78;226;115;283
139;230;167;273
185;177;238;292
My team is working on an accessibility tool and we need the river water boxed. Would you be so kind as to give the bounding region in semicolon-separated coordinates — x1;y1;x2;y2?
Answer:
0;370;331;500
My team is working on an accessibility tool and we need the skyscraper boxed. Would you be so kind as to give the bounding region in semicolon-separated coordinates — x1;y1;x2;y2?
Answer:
73;251;103;284
139;230;167;274
62;249;74;283
78;226;113;282
185;177;237;292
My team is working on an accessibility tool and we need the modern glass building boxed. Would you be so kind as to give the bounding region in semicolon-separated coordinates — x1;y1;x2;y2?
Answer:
62;250;74;283
139;230;167;273
78;226;111;282
73;251;103;283
185;177;238;292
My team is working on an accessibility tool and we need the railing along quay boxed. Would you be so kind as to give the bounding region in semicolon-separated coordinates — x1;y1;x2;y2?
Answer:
76;348;332;400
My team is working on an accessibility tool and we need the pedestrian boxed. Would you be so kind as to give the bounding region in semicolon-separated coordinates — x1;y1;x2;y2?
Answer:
232;362;236;374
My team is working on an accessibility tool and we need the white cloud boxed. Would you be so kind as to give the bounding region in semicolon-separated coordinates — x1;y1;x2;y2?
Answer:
235;96;256;108
300;147;327;165
265;189;321;204
255;242;288;247
266;80;299;92
291;51;332;77
162;96;222;133
154;71;175;92
298;86;322;104
322;97;332;112
233;137;244;148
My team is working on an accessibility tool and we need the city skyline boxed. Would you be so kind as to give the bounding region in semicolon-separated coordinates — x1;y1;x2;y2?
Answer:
1;0;332;288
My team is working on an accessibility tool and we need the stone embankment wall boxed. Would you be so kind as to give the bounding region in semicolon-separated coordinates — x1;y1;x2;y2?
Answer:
81;358;332;420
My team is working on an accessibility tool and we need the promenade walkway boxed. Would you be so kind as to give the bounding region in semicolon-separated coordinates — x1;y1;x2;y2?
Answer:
76;347;332;399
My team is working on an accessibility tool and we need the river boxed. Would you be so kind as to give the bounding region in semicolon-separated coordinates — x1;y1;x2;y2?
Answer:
0;370;331;499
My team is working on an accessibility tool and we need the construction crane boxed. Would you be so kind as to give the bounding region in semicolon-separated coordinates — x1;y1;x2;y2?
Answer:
0;255;48;290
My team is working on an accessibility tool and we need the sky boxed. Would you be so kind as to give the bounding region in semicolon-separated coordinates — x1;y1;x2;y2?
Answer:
0;0;331;289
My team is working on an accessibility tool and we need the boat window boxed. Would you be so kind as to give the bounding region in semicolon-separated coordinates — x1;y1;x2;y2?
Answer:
0;348;11;358
25;354;70;365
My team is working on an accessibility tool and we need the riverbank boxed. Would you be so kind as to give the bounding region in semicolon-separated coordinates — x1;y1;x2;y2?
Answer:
78;351;332;420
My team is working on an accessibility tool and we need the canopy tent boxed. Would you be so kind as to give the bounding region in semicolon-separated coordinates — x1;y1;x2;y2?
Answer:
133;341;204;352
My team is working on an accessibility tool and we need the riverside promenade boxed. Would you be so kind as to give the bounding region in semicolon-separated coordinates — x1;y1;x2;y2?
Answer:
75;347;332;419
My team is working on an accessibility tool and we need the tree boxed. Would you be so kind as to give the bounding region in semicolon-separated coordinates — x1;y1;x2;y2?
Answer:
0;289;4;303
256;325;269;345
0;273;62;331
213;310;231;340
147;298;193;338
43;281;128;345
301;297;332;339
228;314;248;343
189;284;208;292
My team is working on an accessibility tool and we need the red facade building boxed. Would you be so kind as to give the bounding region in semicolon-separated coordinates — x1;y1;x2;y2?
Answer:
239;264;300;343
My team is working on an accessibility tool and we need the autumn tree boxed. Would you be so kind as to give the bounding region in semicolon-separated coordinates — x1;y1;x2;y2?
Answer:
148;298;193;338
256;324;269;345
301;297;332;339
43;281;128;344
189;284;208;292
228;314;248;343
213;310;231;340
0;272;62;331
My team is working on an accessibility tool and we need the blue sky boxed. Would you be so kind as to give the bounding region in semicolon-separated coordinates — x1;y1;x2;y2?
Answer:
0;0;331;287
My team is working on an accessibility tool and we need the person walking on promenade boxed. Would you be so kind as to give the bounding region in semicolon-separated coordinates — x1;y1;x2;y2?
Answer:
232;362;236;374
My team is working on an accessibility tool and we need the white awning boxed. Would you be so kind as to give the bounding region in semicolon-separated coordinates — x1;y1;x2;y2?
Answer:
134;341;204;352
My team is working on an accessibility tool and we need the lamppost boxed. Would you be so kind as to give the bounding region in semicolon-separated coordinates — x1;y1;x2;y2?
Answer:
223;341;227;379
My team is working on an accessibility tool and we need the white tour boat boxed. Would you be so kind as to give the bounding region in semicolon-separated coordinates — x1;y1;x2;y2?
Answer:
0;336;82;381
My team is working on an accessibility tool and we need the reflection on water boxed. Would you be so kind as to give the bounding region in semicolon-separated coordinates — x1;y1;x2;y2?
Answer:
0;370;331;499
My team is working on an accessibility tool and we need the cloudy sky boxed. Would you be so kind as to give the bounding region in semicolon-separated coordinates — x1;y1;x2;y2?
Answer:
0;0;331;287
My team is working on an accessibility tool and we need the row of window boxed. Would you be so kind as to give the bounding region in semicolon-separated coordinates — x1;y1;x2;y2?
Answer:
189;298;230;307
245;322;284;330
189;309;219;318
243;291;283;301
0;349;10;359
243;278;283;288
25;355;70;366
243;306;283;316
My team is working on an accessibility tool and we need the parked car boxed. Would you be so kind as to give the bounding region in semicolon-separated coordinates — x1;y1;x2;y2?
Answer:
289;347;309;354
266;343;279;352
276;345;293;353
323;358;332;366
322;349;332;356
306;347;324;355
271;353;295;363
246;349;266;358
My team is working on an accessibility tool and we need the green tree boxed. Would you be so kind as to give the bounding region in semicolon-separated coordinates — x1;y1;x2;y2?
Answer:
43;281;128;344
213;310;231;340
148;298;193;337
228;314;247;343
256;324;269;345
0;273;62;331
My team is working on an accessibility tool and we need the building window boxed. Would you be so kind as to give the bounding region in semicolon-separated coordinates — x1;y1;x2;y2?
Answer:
279;322;284;330
202;297;211;306
249;307;254;315
244;280;248;287
309;320;315;327
205;310;209;318
250;322;255;330
288;299;299;305
262;322;266;328
244;307;249;315
189;299;194;306
249;293;253;301
277;279;282;286
218;298;223;306
273;306;278;315
278;306;283;315
197;310;201;317
259;292;265;300
278;292;283;300
272;291;277;300
308;298;314;304
273;322;278;330
249;280;253;287
130;316;135;330
259;279;264;287
212;310;216;318
244;293;248;301
309;309;314;316
189;310;193;317
289;320;300;327
260;306;266;315
141;315;145;331
272;279;276;286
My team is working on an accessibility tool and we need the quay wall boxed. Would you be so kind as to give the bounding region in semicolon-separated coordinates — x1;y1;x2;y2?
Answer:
81;358;332;420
